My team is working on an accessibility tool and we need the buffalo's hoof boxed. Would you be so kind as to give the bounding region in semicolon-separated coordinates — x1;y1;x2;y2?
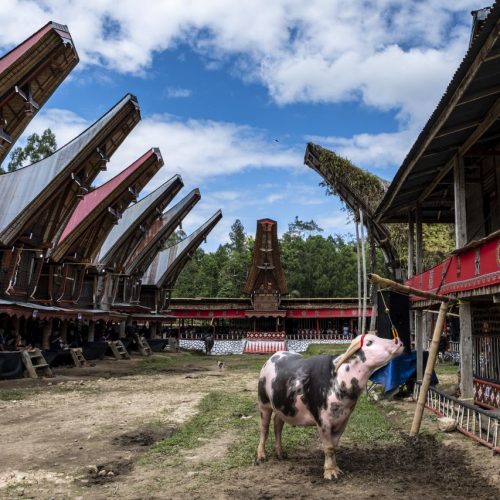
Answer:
276;451;288;460
255;455;266;465
323;466;343;480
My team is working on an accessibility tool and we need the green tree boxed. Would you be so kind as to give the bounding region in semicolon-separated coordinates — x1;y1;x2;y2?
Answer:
287;216;324;238
4;128;57;172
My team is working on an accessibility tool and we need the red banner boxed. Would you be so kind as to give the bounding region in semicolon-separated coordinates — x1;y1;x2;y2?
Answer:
165;308;370;319
407;236;500;298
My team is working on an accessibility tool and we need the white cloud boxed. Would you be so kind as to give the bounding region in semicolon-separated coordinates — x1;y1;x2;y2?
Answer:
307;129;415;170
0;1;479;129
165;87;192;98
316;213;353;233
265;193;286;204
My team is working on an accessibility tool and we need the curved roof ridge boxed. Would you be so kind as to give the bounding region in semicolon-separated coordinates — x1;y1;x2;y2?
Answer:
142;209;222;287
97;173;183;263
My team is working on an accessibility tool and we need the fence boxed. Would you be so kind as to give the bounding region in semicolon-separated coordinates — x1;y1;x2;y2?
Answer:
414;382;499;453
473;335;500;382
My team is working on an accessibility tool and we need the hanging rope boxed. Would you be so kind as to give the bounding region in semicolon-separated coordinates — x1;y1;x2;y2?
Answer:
378;289;400;340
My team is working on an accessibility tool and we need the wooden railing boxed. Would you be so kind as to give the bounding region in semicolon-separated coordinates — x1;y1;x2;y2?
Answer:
473;335;500;382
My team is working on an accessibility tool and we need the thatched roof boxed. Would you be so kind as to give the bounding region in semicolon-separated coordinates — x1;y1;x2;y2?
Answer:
304;143;400;275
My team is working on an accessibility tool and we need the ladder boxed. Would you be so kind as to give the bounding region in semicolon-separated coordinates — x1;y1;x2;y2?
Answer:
107;340;131;360
69;348;86;367
137;336;152;357
21;348;53;379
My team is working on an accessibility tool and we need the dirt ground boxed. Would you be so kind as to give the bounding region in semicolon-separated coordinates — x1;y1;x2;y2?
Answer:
0;355;499;500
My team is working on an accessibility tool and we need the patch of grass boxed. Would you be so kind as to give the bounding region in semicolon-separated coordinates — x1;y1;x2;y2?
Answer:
304;344;347;357
152;391;258;461
434;362;460;376
151;390;316;470
345;395;401;443
0;389;33;401
152;388;399;475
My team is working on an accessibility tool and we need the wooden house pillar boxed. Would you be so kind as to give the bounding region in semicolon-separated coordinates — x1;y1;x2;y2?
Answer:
454;155;473;399
408;213;416;352
60;320;68;344
119;320;126;338
415;204;424;381
12;316;20;336
42;319;53;349
88;321;95;342
150;322;158;339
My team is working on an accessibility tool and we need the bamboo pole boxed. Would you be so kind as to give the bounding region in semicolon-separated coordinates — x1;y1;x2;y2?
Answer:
355;220;362;334
410;300;448;435
360;210;367;334
367;273;454;303
367;273;453;436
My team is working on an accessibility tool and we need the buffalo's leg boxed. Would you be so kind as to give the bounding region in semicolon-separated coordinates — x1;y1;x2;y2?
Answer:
256;406;272;462
319;428;342;480
274;414;287;459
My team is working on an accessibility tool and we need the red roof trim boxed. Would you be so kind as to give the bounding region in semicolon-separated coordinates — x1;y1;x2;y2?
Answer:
0;22;70;73
59;149;157;243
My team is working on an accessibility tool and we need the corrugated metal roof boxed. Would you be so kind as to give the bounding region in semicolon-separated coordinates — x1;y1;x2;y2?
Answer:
142;209;222;287
0;94;140;245
125;188;201;275
97;174;183;266
377;2;500;222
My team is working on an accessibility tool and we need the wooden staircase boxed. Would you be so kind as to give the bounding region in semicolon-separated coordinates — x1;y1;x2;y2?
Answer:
70;348;86;367
107;340;131;360
137;336;152;357
21;348;53;378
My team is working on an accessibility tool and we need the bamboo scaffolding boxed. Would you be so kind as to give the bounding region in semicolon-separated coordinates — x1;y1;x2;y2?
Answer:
368;273;454;436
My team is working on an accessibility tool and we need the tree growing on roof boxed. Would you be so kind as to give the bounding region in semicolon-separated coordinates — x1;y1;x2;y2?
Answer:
2;128;57;173
317;147;454;272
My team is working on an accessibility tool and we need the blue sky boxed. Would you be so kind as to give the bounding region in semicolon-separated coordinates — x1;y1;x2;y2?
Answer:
0;1;482;250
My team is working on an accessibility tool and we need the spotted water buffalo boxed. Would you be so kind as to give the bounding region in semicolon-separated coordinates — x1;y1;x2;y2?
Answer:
256;334;404;479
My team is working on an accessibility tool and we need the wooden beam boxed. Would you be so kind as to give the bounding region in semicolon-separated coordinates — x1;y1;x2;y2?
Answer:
380;18;500;215
459;301;474;400
454;155;468;247
457;83;500;106
408;213;414;279
367;273;454;302
434;119;482;139
418;96;500;204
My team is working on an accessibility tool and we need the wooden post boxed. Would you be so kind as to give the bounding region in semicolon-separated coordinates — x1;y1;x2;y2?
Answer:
60;320;68;344
355;219;362;335
367;274;452;437
369;224;378;332
410;300;448;435
88;321;95;342
415;204;424;381
408;213;415;279
360;210;368;334
454;155;474;400
459;301;474;399
150;322;157;339
119;320;126;339
12;316;20;346
42;319;53;350
408;213;415;350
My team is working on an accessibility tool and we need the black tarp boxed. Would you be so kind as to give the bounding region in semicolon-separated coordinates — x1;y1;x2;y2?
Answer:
0;351;24;380
43;350;74;367
147;339;168;352
82;342;108;360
